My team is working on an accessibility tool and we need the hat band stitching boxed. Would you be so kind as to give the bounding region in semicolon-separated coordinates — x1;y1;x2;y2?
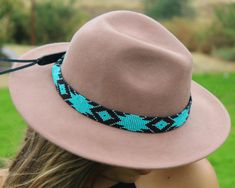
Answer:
51;56;192;134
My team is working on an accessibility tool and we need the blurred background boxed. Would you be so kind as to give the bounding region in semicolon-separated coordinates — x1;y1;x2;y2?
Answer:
0;0;234;187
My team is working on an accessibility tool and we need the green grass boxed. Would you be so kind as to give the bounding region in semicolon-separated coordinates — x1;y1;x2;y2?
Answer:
0;72;235;187
193;72;235;188
0;88;26;160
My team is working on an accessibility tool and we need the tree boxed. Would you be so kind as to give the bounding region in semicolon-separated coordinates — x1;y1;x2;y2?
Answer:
35;0;87;44
211;3;235;47
144;0;195;20
0;0;28;45
0;0;16;56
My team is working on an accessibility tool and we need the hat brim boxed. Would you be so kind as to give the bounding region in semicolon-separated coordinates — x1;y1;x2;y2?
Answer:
8;43;231;169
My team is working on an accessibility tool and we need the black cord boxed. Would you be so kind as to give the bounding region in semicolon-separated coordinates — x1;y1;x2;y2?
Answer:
0;62;37;75
0;58;37;63
0;51;66;75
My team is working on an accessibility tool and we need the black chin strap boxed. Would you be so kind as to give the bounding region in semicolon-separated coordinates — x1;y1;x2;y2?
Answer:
0;51;66;75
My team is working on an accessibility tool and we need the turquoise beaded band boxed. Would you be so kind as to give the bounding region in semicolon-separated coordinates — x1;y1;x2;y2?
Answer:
52;56;192;133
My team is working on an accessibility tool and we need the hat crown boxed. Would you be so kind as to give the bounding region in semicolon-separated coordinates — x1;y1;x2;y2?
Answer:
61;10;193;116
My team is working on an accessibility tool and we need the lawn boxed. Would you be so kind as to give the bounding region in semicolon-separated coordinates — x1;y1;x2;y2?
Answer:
0;88;26;167
0;72;234;187
193;72;235;187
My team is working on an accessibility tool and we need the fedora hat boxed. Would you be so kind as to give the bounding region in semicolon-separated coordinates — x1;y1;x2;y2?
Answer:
8;10;231;169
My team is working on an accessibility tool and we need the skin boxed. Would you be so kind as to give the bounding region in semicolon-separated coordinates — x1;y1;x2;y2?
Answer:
0;159;219;188
93;158;220;188
0;169;8;187
93;165;151;187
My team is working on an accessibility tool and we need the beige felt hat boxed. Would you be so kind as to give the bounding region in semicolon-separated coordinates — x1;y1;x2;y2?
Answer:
8;10;231;169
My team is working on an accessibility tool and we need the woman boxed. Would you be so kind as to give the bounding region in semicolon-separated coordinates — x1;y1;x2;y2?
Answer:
2;127;219;187
1;10;230;188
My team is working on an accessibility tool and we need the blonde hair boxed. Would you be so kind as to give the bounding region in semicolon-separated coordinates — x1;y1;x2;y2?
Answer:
3;127;107;188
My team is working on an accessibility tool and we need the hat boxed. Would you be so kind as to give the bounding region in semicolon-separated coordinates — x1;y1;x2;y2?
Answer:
8;10;231;169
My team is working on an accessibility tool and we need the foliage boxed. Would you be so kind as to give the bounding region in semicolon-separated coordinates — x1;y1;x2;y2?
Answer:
144;0;195;20
9;8;29;44
0;0;15;54
212;47;235;61
163;18;203;52
0;0;26;44
34;0;88;44
199;3;235;61
0;0;88;45
152;2;235;60
209;3;235;48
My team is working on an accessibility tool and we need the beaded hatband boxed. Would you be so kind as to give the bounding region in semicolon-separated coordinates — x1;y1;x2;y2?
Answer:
52;56;192;133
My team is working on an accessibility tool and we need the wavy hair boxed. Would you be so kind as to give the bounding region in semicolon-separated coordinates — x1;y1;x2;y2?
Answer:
3;127;106;188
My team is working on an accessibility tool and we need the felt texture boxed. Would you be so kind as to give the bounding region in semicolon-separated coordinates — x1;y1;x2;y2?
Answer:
8;10;231;169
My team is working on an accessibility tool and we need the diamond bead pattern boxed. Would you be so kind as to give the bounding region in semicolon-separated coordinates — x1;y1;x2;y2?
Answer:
51;56;192;134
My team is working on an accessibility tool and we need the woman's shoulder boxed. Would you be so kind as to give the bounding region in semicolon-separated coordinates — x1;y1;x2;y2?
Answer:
0;169;8;187
136;159;219;188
